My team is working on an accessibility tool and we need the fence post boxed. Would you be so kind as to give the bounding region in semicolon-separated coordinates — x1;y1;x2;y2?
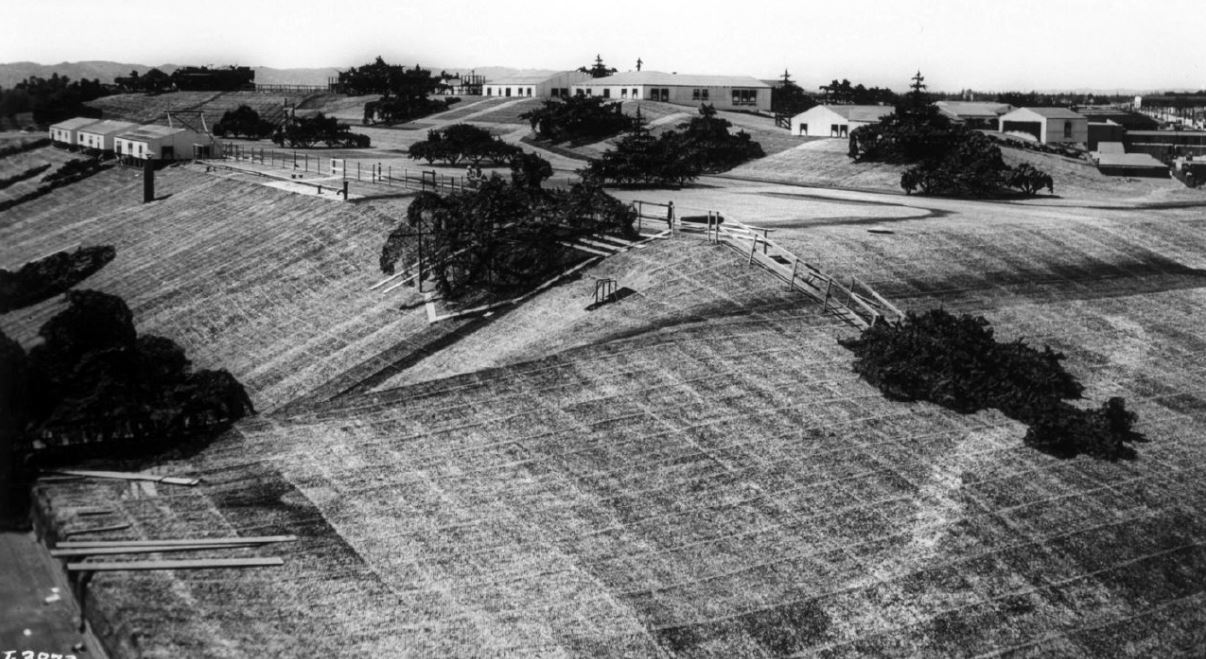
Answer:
748;236;757;265
388;165;392;185
789;259;798;291
357;162;361;181
824;278;832;312
667;201;675;233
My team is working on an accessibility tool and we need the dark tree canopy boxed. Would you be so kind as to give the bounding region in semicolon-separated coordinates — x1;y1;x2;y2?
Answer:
16;290;255;458
583;105;764;187
0;246;116;313
407;124;520;166
380;177;636;299
339;57;454;125
819;78;898;106
840;309;1144;460
0;74;107;125
272;113;370;148
771;70;816;116
213;105;276;139
520;95;636;145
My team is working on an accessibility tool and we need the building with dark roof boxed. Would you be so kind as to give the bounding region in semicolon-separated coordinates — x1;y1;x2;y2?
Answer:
789;105;894;137
572;71;772;112
998;107;1088;144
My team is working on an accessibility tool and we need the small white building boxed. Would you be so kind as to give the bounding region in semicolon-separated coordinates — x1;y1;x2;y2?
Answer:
483;71;593;99
48;117;101;147
76;120;141;153
998;107;1089;144
114;125;209;161
934;101;1013;128
571;71;772;112
790;105;894;137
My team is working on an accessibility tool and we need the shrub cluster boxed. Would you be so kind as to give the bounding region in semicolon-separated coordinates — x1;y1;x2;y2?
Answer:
0;245;115;313
839;309;1144;460
272;113;370;148
407;124;520;166
583;105;764;188
2;290;254;460
213;105;276;139
0;138;52;158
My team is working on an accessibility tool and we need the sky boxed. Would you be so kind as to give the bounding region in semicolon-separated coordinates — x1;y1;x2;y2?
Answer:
2;0;1203;92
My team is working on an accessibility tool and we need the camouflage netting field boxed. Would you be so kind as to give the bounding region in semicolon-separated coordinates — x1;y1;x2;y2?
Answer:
6;127;1206;656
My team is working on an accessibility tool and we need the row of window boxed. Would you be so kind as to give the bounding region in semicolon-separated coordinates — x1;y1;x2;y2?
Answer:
796;123;850;137
486;86;536;97
486;85;762;105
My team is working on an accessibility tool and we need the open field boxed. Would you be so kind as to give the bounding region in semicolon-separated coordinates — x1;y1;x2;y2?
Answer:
0;164;437;412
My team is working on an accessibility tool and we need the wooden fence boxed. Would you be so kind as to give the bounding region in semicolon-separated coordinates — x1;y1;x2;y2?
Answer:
635;200;902;329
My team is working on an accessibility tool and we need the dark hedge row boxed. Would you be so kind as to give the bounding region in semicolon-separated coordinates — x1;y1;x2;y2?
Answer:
0;245;115;313
0;162;51;190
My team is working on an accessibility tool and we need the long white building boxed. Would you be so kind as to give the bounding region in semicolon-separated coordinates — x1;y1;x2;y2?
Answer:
572;71;772;112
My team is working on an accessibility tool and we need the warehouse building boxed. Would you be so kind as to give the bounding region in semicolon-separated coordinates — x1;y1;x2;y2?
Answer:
48;117;101;147
114;125;209;161
998;107;1088;144
572;71;772;112
483;71;593;99
76;120;141;154
790;105;894;137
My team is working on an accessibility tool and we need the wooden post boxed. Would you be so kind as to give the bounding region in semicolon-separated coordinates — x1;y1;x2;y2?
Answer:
762;229;769;254
388;165;392;185
824;278;832;312
667;201;675;233
789;259;798;291
748;237;757;265
357;161;361;181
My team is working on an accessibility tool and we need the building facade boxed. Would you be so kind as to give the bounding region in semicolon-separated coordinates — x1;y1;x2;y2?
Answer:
48;117;100;147
114;125;208;160
571;71;772;112
76;120;141;153
789;105;894;137
998;107;1089;144
934;101;1013;128
483;71;593;99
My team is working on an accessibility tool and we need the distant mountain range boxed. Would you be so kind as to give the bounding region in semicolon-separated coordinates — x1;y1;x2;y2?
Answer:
0;60;556;89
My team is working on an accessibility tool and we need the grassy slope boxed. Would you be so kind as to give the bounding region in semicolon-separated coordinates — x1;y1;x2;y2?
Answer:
0;145;81;205
30;210;1206;656
0;165;431;412
86;91;329;127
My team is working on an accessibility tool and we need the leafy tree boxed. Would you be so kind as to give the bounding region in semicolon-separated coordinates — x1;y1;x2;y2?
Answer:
578;55;618;79
380;178;636;298
510;152;553;191
0;329;30;524
0;74;107;125
272;113;370;148
520;95;635;145
407;124;519;166
213;105;276;139
340;57;452;125
583;105;764;187
840;309;1144;460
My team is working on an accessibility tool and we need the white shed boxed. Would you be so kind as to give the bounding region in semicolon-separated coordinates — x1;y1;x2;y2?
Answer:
998;107;1089;144
48;117;101;147
76;120;140;154
572;71;772;112
483;71;593;99
114;125;209;161
789;105;894;137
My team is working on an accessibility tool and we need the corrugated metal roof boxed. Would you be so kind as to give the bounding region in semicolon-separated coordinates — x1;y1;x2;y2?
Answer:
117;125;191;141
78;120;140;136
50;117;101;131
576;71;771;89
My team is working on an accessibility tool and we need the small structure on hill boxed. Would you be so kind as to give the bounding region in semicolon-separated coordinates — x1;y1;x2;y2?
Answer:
998;107;1088;144
76;120;141;154
572;71;772;111
48;117;101;148
114;125;210;161
484;71;592;99
934;101;1013;128
1087;120;1127;150
790;105;894;137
